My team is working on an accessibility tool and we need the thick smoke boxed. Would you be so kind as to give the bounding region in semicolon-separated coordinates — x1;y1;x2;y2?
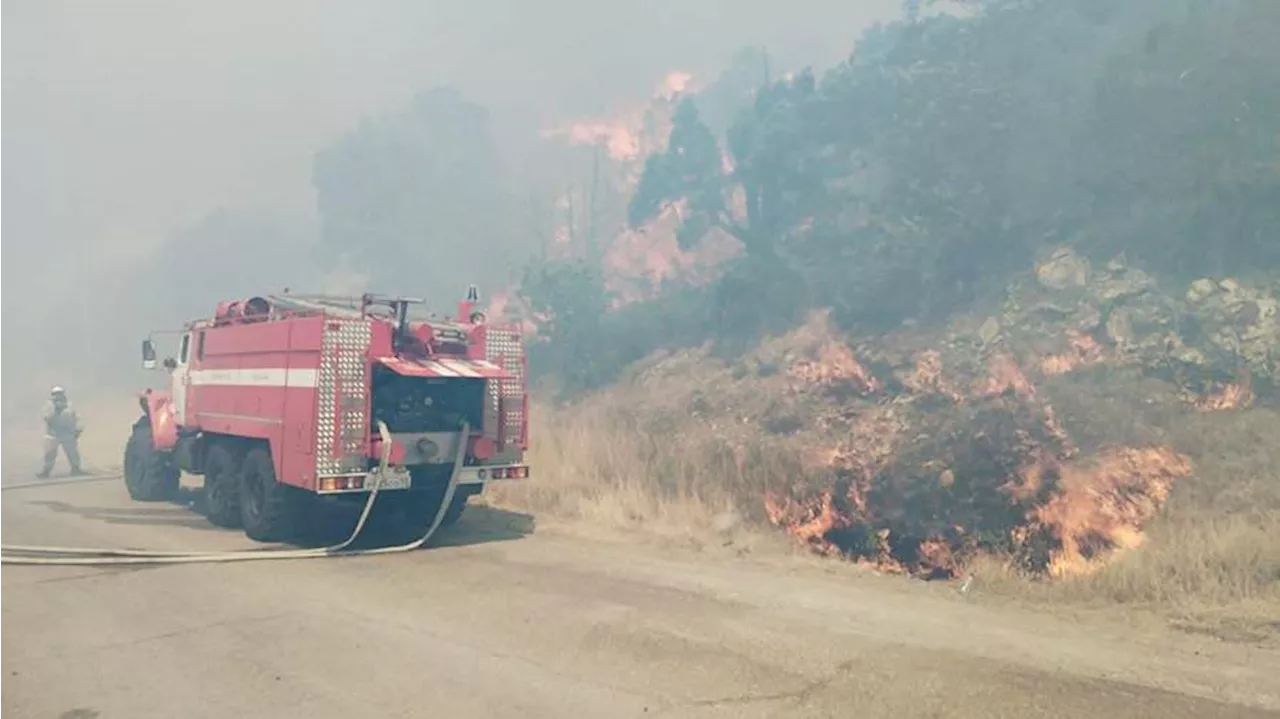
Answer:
1;0;900;471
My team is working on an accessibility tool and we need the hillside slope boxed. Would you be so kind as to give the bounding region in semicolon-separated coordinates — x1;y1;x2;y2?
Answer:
492;251;1279;638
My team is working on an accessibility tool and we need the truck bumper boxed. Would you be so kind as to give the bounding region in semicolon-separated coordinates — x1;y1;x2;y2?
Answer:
315;463;529;494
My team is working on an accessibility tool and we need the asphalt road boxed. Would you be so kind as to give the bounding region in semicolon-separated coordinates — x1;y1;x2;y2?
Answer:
4;476;1279;719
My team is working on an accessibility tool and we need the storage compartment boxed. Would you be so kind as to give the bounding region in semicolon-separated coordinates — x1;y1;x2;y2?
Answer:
370;366;486;434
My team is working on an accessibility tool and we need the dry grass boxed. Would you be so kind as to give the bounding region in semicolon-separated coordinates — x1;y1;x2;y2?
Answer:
492;387;1280;640
1061;513;1280;606
900;405;1280;640
486;398;805;551
20;370;1274;638
980;547;1280;646
969;513;1280;609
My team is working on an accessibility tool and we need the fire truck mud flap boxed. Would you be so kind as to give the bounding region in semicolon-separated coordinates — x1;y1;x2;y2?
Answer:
0;421;470;566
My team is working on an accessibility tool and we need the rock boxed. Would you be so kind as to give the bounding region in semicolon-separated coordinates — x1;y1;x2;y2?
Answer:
1036;248;1091;290
1172;344;1208;365
977;317;1001;345
1236;301;1262;327
1184;279;1280;380
1025;301;1076;320
1105;253;1128;273
1094;267;1154;302
1239;339;1274;372
1075;304;1103;332
1187;278;1217;303
1210;329;1240;354
1105;309;1134;346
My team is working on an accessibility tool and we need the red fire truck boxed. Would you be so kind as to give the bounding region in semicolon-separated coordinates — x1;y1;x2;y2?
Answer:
126;288;529;543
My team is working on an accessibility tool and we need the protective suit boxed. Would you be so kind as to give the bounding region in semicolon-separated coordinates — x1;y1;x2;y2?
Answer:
38;387;84;478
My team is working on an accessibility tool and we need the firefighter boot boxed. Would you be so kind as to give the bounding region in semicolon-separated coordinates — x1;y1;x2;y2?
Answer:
64;437;86;476
38;437;59;478
37;434;62;478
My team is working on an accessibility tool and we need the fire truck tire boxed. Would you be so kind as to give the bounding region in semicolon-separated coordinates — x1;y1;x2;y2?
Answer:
403;488;470;531
123;418;180;502
440;491;470;528
203;443;242;528
368;488;461;542
239;447;299;542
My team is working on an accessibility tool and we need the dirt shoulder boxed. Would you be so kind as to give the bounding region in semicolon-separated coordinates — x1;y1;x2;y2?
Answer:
508;509;1280;695
4;479;1279;717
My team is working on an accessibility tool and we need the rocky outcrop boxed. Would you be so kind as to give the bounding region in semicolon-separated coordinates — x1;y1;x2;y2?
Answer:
1006;249;1276;397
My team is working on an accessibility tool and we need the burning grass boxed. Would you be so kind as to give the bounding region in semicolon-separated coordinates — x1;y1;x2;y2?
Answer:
489;334;1279;635
493;398;1279;641
486;254;1279;639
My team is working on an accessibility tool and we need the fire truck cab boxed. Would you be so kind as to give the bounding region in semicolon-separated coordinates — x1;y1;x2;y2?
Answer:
127;288;529;543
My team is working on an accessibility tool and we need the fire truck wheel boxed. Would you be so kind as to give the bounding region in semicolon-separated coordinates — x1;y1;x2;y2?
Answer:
403;487;471;532
203;443;242;528
439;491;470;528
123;418;180;502
239;447;298;542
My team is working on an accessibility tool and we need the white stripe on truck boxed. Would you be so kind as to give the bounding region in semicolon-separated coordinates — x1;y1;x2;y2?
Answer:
187;368;318;388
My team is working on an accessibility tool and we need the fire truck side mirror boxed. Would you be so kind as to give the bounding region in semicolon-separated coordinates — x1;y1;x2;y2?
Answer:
142;339;157;370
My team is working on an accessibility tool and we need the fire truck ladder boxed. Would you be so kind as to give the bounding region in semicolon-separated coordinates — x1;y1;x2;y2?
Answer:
0;421;467;566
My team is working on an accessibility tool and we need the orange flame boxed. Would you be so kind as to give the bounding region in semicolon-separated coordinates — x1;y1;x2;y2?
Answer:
764;491;849;557
789;342;882;395
767;340;1186;580
604;201;741;306
537;69;741;305
977;352;1037;399
764;489;909;574
1027;447;1191;578
1185;368;1254;411
1039;330;1106;376
903;349;963;401
542;71;694;162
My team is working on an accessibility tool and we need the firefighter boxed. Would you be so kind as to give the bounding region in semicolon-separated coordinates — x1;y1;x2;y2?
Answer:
37;386;85;478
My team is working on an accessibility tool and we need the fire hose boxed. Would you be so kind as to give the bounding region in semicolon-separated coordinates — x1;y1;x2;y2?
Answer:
0;421;467;566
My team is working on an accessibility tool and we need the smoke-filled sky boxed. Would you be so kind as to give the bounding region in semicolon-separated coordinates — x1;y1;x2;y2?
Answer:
4;0;899;263
1;0;899;419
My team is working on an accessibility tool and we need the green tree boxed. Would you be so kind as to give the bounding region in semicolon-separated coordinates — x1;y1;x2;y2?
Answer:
534;0;1280;381
628;97;727;249
518;256;613;390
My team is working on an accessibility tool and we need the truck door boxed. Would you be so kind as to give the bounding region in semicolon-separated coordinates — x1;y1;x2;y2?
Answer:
171;332;192;426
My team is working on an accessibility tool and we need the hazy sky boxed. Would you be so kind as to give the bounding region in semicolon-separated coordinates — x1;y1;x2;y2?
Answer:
1;0;899;415
1;0;1265;477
